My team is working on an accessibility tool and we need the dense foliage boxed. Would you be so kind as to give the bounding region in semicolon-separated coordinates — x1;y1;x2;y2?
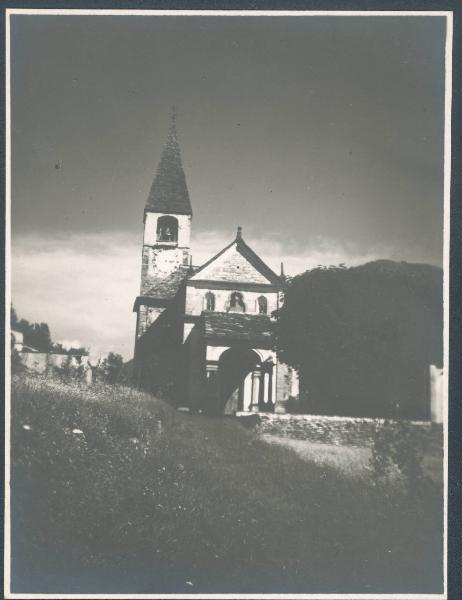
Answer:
11;306;88;355
10;307;129;385
94;352;125;384
11;307;53;352
275;260;443;419
11;375;442;594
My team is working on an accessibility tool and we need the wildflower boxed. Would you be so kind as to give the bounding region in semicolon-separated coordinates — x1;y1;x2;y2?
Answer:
186;581;194;586
22;424;31;431
72;428;84;435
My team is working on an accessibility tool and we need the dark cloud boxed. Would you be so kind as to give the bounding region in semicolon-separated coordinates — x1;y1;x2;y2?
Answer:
11;14;446;267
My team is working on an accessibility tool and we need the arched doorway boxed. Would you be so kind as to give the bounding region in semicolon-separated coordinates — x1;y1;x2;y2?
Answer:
218;348;260;414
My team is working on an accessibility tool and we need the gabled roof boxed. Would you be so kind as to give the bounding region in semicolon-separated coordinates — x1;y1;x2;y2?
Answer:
203;312;274;345
190;228;282;288
145;113;192;215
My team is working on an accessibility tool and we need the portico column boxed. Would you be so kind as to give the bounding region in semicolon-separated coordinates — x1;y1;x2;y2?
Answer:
206;363;218;381
274;362;289;414
206;363;218;414
250;370;261;413
263;371;270;408
243;372;253;412
271;363;277;409
290;367;300;398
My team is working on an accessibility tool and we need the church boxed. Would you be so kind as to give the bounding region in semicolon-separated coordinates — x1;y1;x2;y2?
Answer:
133;116;298;415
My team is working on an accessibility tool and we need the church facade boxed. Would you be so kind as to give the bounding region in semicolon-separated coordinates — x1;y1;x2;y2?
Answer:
133;117;298;415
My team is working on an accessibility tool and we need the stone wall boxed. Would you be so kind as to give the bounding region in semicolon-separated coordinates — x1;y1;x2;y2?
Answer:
140;246;189;295
274;363;299;413
19;352;92;383
137;305;165;338
134;300;185;399
184;324;207;410
237;413;443;449
140;212;191;295
191;244;270;284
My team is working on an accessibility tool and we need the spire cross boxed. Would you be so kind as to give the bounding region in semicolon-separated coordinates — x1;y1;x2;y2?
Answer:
169;105;178;136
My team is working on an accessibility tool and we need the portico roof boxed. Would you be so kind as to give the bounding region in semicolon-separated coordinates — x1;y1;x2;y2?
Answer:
203;312;274;347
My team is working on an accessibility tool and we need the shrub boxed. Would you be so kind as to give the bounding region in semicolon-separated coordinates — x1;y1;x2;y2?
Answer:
369;420;429;492
52;357;89;383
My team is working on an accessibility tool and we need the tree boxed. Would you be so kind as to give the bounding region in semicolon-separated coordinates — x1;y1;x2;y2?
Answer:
52;342;88;356
11;305;19;329
11;305;88;356
11;344;23;374
275;260;443;419
101;353;124;385
11;306;53;352
28;323;53;352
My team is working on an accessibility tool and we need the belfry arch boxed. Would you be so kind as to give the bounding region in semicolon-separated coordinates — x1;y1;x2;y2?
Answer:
156;215;178;243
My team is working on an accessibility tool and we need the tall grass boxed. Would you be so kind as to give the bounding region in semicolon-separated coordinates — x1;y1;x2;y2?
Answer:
10;374;443;594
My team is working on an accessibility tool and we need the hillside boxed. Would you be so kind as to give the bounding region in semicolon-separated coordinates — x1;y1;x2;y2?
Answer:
10;374;443;594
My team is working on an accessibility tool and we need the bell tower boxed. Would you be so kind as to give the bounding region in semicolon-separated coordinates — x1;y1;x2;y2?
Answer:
140;110;192;295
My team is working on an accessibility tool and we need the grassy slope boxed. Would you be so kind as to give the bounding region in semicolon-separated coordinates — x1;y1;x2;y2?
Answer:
10;375;443;594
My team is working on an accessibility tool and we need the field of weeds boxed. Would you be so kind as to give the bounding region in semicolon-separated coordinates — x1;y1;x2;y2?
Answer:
10;374;443;594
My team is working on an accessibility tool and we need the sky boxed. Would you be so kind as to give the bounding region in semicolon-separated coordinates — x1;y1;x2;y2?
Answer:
10;13;447;359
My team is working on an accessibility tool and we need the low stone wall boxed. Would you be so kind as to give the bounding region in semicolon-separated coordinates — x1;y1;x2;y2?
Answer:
19;352;93;384
236;412;443;450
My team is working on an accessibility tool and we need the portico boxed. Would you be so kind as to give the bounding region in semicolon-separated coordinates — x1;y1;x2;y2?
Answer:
204;344;276;414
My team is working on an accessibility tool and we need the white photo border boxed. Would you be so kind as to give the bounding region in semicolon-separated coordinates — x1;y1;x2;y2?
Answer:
3;8;453;600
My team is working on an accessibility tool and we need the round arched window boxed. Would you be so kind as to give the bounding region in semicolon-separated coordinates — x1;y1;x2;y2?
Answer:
257;296;268;314
204;291;216;311
228;292;245;313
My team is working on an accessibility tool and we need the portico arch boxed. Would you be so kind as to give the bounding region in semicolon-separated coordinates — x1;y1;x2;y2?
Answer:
217;348;260;414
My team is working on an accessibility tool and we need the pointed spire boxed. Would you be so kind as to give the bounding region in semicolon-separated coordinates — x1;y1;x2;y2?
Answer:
236;225;243;240
145;108;192;215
